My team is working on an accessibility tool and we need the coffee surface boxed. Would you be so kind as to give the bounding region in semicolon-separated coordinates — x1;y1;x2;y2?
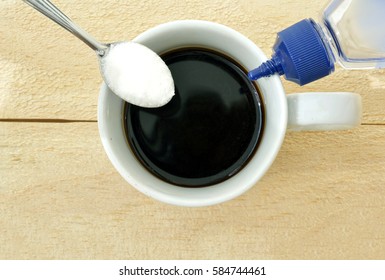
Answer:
124;49;263;187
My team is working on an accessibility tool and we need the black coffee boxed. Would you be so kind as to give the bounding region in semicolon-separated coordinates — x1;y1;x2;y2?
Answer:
123;48;263;187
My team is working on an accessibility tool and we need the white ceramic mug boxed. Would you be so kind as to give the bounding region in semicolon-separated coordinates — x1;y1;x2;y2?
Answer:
98;20;361;207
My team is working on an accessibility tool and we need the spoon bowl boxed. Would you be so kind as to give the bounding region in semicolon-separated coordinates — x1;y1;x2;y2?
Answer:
23;0;174;108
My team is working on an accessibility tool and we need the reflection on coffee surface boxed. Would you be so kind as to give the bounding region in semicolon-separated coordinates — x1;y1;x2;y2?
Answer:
124;48;264;187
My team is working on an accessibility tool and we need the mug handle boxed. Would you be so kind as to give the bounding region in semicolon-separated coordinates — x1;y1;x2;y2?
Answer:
286;92;362;131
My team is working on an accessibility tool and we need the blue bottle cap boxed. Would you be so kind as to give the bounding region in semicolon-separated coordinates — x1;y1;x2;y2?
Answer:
249;19;335;85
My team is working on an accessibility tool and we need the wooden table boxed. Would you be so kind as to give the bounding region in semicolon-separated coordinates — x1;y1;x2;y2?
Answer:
1;0;385;259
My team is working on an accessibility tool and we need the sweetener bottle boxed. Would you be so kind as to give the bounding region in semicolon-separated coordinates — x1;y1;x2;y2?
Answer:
248;0;385;85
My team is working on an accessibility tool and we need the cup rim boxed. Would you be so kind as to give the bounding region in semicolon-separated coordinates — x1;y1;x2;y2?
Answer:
98;20;287;206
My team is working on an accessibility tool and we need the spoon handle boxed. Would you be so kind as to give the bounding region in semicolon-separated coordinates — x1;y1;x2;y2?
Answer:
23;0;108;55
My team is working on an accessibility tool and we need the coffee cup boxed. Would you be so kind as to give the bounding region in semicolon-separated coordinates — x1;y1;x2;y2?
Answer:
98;20;361;207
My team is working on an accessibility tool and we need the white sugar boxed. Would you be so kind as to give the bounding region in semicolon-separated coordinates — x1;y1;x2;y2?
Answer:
100;42;174;107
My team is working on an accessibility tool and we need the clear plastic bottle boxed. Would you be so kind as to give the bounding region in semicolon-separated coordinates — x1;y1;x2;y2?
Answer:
248;0;385;85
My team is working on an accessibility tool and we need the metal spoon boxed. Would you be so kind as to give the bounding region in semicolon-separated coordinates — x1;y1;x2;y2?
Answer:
23;0;174;108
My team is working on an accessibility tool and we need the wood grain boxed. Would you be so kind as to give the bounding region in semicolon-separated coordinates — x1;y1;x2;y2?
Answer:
1;0;385;260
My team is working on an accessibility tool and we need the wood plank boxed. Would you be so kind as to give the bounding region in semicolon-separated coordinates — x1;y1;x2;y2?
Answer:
1;0;385;123
1;121;385;259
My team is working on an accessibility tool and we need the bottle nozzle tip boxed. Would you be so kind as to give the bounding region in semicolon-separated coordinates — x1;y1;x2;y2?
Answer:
248;67;265;81
247;69;257;80
248;59;281;81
